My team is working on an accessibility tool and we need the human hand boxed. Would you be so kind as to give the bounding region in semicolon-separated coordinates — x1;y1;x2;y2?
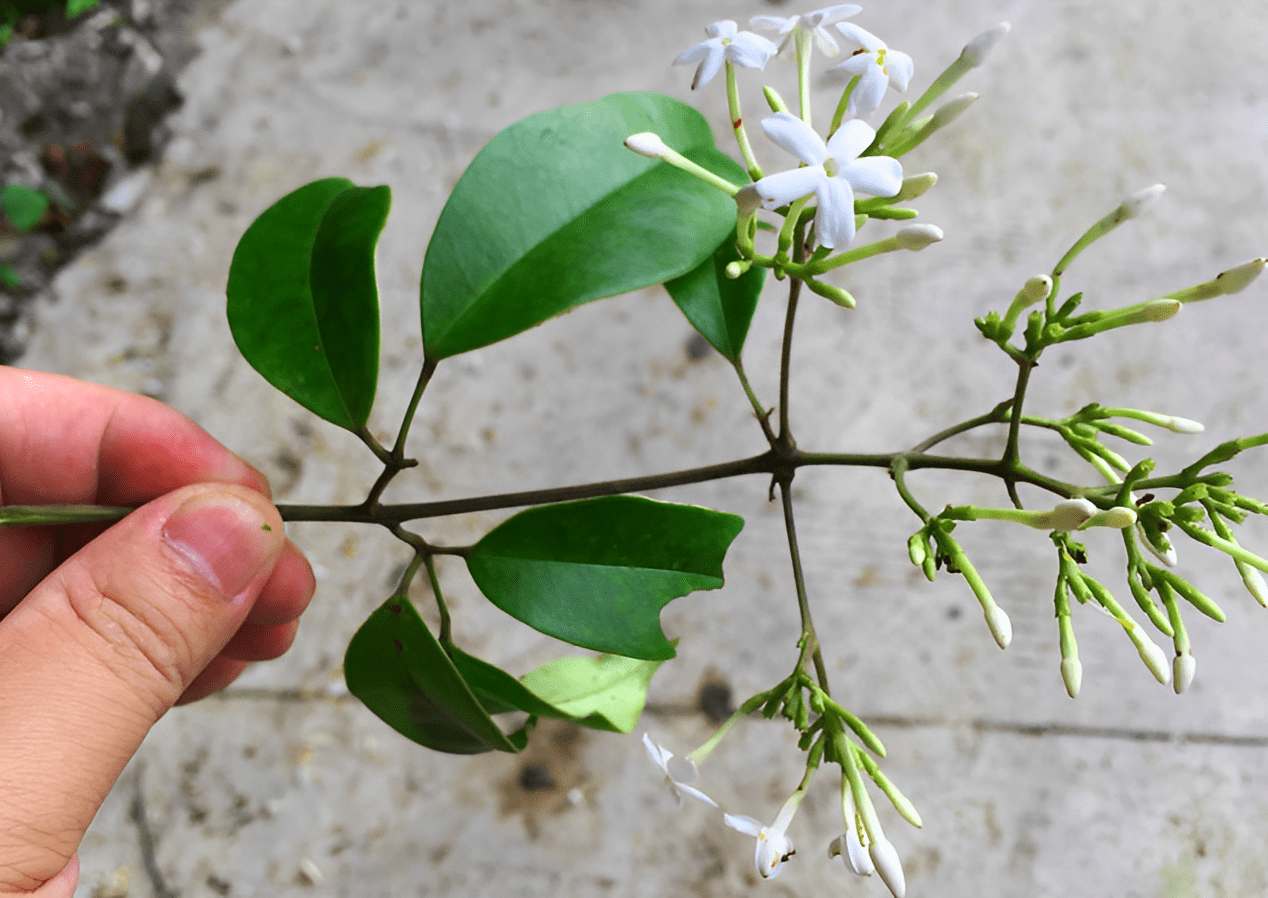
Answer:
0;368;316;895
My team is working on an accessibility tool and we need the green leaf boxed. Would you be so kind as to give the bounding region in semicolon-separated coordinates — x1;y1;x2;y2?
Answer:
344;596;527;755
519;653;667;733
664;227;764;362
1;184;49;231
466;495;745;660
420;91;746;360
450;645;666;733
0;263;19;290
65;0;98;16
227;178;389;431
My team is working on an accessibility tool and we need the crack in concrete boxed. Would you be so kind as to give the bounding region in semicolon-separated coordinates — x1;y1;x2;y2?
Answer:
129;765;179;898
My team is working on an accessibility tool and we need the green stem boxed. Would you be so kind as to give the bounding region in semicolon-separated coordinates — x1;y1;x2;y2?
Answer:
687;685;787;765
727;63;763;181
780;479;829;689
778;224;806;445
734;357;777;446
422;553;451;643
362;358;437;509
5;448;1093;529
907;399;1012;454
890;456;929;521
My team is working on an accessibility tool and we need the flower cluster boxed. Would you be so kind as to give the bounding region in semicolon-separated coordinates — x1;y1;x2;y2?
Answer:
670;5;925;253
630;9;1018;897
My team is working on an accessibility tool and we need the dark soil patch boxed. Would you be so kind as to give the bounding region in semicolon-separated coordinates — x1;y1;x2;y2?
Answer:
0;0;213;362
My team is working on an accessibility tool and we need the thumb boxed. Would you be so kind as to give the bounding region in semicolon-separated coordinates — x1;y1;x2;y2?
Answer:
0;484;285;892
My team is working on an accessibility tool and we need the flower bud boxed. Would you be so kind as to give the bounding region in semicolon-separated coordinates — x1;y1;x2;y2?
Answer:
1083;506;1138;529
1121;184;1165;219
1160;416;1204;434
1060;656;1083;698
1020;274;1053;306
1169;259;1266;302
893;172;938;202
984;604;1012;649
1128;627;1171;685
1241;566;1268;607
930;92;978;129
1212;258;1267;296
1173;652;1196;694
1047;498;1096;531
960;22;1010;67
895;224;944;251
1137;299;1182;322
907;532;928;567
624;132;669;158
805;277;857;308
869;837;907;898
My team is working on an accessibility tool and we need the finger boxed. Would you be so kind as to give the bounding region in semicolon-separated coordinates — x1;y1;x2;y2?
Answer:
221;620;301;663
0;483;285;890
25;853;76;898
0;368;267;506
244;541;316;628
176;656;252;705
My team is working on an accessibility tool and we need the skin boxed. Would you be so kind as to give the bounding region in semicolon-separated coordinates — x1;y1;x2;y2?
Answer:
0;368;316;895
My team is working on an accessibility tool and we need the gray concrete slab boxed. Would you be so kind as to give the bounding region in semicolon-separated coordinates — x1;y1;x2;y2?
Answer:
13;0;1268;895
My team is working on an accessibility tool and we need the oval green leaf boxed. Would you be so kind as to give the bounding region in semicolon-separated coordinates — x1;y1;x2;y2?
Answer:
450;645;667;733
466;495;745;660
664;227;765;363
519;653;667;733
227;178;389;431
344;596;526;754
420;92;747;360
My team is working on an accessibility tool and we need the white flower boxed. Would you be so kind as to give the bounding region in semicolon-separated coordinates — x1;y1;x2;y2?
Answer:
750;4;861;57
830;24;914;116
753;112;903;249
724;791;803;879
642;733;718;808
675;21;779;90
829;826;874;877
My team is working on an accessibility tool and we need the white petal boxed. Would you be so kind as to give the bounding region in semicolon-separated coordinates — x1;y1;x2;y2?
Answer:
724;813;765;837
692;47;726;89
812;25;842;56
675;781;719;808
886;50;915;91
814;175;857;249
825;117;876;162
842;156;903;198
673;41;712;66
850;63;888;116
834;22;884;51
726;32;778;69
814;4;863;25
706;20;738;39
833;54;873;78
642;732;671;771
762;111;829;165
755;166;826;208
750;14;796;35
846;827;875;876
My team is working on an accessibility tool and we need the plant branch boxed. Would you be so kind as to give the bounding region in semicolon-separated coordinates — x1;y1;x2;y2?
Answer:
780;478;830;690
778;223;807;446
